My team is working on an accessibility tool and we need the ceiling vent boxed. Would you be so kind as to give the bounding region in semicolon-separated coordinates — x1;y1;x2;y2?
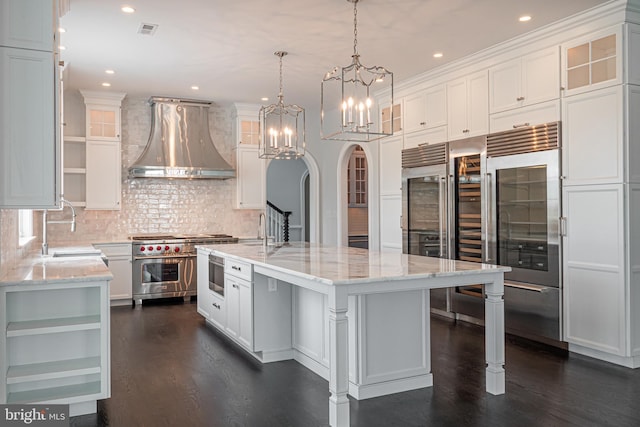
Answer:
138;23;158;36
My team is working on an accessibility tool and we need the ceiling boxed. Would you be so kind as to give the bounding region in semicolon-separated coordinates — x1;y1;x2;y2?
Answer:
59;0;611;109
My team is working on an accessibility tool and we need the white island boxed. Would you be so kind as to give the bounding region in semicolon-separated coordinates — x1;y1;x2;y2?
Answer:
197;242;510;427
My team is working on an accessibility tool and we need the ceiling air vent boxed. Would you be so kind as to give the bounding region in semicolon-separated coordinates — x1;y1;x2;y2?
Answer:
138;23;158;36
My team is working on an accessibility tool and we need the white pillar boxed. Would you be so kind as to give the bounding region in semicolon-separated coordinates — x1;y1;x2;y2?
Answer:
328;286;350;426
484;273;505;395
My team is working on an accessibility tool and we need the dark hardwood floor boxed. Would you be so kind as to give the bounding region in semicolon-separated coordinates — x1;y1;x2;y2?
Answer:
70;299;640;427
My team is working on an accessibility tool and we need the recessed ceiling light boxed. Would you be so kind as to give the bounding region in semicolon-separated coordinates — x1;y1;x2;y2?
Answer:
121;6;135;14
105;69;115;75
433;52;443;59
102;82;111;87
519;15;532;22
191;86;199;90
59;45;66;50
261;97;269;101
58;27;66;33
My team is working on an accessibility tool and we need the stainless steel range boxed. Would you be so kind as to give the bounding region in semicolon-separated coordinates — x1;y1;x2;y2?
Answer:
131;233;238;306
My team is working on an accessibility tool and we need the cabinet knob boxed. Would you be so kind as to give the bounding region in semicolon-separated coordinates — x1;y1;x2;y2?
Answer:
419;122;426;126
516;96;525;101
463;129;470;133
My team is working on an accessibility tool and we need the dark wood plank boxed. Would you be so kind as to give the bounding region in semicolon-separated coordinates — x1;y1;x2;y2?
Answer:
70;300;640;427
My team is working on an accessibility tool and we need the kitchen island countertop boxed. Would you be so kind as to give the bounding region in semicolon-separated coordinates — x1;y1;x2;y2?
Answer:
197;242;510;285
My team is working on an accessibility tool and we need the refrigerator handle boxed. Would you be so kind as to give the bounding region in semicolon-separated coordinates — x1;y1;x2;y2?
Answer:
448;174;454;260
440;176;446;258
560;217;567;237
484;172;492;264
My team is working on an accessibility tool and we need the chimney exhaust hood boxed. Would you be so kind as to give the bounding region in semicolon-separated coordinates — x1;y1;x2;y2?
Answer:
128;97;235;179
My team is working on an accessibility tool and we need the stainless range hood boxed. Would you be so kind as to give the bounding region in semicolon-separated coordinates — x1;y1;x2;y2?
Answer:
128;97;235;179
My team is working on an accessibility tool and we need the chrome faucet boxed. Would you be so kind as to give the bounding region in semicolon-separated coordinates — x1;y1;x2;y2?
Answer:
258;212;267;249
42;197;77;255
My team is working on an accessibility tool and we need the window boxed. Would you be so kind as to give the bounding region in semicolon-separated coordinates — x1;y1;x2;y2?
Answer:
18;209;34;246
347;146;367;207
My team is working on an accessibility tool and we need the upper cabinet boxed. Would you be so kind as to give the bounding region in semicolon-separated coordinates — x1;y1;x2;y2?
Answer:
489;47;560;114
562;26;622;97
447;70;488;140
381;102;402;135
0;0;60;208
403;84;447;134
0;0;56;51
233;103;265;209
80;91;126;210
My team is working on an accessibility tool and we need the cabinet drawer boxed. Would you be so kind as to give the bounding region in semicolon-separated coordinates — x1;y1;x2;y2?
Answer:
225;258;252;281
489;100;559;133
209;292;226;329
403;126;447;150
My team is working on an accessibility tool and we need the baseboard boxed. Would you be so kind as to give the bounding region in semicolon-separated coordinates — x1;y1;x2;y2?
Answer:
293;349;329;380
257;348;295;363
569;343;640;368
348;374;433;400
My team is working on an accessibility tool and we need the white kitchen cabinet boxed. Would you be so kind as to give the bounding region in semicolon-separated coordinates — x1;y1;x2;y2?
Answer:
80;91;125;210
380;194;402;253
447;70;488;140
403;84;447;134
562;27;622;97
381;101;402;135
489;47;560;114
628;24;640;86
93;243;132;304
563;184;626;356
235;145;265;209
0;0;56;51
489;100;560;133
403;126;447;150
86;140;121;209
196;248;212;320
0;280;110;416
561;85;623;186
0;46;59;208
233;103;266;209
379;136;402;195
225;275;253;349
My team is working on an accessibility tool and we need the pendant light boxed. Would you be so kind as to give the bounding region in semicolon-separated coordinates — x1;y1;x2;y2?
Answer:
259;51;306;159
321;0;394;142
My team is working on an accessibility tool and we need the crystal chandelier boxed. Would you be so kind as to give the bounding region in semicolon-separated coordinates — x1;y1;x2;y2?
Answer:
321;0;393;142
259;51;305;159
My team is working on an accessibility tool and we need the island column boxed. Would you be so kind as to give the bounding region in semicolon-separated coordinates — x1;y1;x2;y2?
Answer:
328;285;350;427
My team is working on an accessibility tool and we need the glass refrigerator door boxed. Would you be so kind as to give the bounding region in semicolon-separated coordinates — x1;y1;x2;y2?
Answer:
406;175;446;257
496;165;550;276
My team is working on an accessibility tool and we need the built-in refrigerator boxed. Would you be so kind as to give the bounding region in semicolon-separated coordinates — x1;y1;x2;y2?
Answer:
401;142;449;312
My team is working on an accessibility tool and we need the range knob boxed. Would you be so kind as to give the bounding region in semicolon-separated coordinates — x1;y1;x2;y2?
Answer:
156;245;162;251
140;246;146;252
147;246;154;251
165;245;170;251
174;247;180;253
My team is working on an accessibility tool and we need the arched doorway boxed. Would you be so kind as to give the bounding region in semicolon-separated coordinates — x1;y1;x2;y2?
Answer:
265;153;320;243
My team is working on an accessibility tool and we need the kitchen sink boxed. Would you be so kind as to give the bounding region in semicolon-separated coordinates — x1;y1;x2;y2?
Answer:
51;249;103;257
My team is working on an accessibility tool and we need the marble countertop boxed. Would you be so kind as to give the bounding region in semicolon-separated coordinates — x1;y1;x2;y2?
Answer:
0;244;112;287
197;242;511;285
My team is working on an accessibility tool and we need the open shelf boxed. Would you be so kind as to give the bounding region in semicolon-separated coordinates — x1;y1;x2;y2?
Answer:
7;381;101;404
7;357;101;384
7;315;101;337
